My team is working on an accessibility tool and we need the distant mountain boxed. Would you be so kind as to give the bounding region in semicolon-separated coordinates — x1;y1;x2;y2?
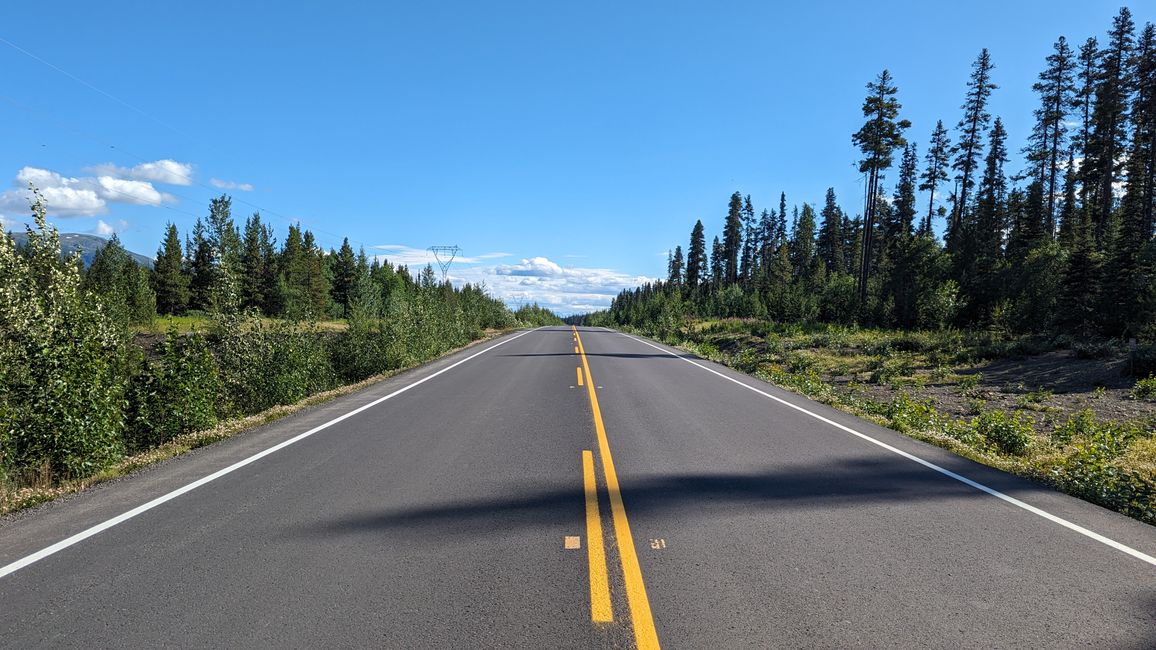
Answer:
6;231;153;269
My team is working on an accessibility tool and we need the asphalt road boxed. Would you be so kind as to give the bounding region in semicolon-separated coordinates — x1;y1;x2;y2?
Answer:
1;326;1154;648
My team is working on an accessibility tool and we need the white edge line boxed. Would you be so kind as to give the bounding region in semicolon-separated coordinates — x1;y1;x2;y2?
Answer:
0;328;540;580
614;331;1156;568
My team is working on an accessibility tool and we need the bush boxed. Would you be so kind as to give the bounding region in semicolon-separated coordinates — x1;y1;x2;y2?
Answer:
972;410;1034;455
0;198;127;480
126;330;220;450
1133;375;1156;400
214;317;336;415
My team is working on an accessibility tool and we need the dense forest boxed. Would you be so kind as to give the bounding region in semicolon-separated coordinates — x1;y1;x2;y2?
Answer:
594;7;1155;346
0;190;559;499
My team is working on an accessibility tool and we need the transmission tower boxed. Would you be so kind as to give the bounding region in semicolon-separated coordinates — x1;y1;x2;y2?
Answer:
428;245;462;283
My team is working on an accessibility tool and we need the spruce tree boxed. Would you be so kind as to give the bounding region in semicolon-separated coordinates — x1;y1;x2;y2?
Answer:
892;142;919;242
686;220;706;291
1026;36;1076;236
950;49;998;248
817;188;845;273
852;69;910;301
789;203;817;280
240;213;268;312
1075;36;1100;211
152;222;188;315
84;234;156;326
330;237;357;318
722;192;743;285
965;117;1010;324
668;245;684;286
1086;7;1135;246
187;218;214;312
919;120;952;237
1105;21;1156;333
709;236;724;290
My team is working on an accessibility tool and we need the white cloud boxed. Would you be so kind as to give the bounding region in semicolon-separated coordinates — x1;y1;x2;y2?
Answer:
96;176;171;205
210;178;255;191
0;165;178;218
370;247;643;314
91;219;116;236
90;159;194;186
459;256;655;315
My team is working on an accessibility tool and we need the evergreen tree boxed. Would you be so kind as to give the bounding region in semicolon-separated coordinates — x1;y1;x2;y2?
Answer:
950;49;998;248
187;218;214;312
1075;37;1100;210
668;245;684;286
1026;36;1076;236
722;191;743;284
302;230;330;317
709;236;724;290
686;220;706;291
790;203;817;280
1058;149;1080;247
206;194;241;312
1105;21;1156;333
851;69;910;301
919;120;952;237
239;213;269;313
83;234;156;326
330;237;357;317
817;188;845;273
1086;7;1135;245
964;116;1010;324
739;195;757;285
891;142;919;242
152;223;188;315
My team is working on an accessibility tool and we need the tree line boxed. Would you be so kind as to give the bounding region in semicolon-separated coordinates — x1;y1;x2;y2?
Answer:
2;190;559;490
600;7;1156;341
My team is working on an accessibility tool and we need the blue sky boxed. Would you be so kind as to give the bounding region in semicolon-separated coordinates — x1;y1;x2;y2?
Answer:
1;1;1151;314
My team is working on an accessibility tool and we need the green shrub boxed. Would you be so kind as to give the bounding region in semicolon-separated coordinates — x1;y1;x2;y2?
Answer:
126;330;220;450
1132;375;1156;400
214;317;336;415
0;198;127;480
972;410;1034;455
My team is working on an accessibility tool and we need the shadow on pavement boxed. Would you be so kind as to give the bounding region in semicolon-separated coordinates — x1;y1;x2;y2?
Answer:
292;457;985;541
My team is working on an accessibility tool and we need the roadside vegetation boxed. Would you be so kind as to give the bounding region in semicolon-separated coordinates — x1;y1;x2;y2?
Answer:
0;192;558;514
570;7;1156;524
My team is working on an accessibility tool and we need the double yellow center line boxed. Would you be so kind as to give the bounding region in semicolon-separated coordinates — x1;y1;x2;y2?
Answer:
573;326;661;649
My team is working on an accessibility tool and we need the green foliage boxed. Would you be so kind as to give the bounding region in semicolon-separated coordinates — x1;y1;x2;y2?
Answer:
83;235;157;327
0;193;126;480
1131;375;1156;400
514;303;563;327
971;410;1034;455
126;330;219;450
213;316;337;415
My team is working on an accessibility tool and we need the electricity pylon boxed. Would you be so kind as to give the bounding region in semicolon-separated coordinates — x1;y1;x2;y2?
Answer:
428;246;461;283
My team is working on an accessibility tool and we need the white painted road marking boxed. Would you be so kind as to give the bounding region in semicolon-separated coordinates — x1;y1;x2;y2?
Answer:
620;332;1156;568
0;329;539;580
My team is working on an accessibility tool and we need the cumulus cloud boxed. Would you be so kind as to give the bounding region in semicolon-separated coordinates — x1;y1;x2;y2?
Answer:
91;219;116;236
369;247;640;314
89;159;194;186
0;165;178;218
210;178;255;191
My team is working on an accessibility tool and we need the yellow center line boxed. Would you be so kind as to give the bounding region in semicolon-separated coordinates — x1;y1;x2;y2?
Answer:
577;367;585;387
582;450;613;623
572;325;661;649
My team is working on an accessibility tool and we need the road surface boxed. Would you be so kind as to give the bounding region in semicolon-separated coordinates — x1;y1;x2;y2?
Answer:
1;326;1154;648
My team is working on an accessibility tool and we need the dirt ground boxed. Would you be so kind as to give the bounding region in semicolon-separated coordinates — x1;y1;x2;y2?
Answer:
831;350;1156;429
